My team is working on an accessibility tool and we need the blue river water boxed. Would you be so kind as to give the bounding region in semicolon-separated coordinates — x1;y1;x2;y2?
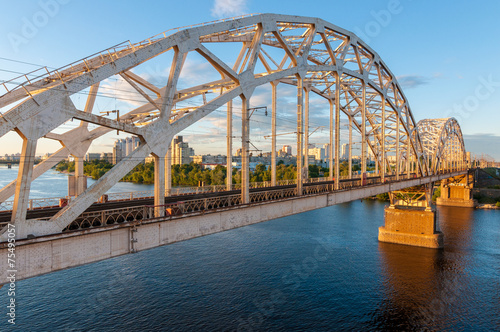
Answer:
0;166;499;331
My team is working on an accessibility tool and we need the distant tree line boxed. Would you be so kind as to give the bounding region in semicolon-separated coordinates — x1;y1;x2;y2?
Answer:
56;159;113;180
55;159;373;186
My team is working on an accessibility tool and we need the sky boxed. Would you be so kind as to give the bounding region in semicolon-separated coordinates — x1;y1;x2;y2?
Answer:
0;0;499;160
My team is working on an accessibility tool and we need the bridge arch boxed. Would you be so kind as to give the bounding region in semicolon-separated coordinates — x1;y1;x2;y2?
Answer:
0;14;466;237
416;118;466;173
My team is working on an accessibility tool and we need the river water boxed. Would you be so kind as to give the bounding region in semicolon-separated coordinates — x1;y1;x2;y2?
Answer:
1;166;499;331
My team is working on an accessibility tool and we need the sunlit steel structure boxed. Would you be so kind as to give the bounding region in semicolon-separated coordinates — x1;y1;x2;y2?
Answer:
0;14;467;239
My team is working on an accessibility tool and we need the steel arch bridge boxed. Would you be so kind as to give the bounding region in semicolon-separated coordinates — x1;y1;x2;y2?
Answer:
0;13;467;238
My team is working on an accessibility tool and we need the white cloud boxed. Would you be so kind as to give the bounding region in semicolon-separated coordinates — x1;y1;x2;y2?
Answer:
396;75;430;89
211;0;248;18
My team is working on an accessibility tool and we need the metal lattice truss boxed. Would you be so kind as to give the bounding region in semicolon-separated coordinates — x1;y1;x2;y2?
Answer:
416;118;466;173
0;14;467;237
389;184;434;208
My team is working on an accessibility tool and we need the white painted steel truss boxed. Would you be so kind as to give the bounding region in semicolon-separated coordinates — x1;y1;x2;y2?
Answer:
416;118;466;173
0;14;466;238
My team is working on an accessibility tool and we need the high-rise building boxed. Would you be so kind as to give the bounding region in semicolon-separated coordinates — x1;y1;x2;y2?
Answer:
112;136;140;164
323;143;330;159
112;139;125;165
112;144;121;165
125;136;141;156
308;147;326;161
341;143;349;160
171;136;195;165
282;145;292;155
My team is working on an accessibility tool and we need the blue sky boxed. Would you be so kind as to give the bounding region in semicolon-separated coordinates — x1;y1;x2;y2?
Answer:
0;0;499;160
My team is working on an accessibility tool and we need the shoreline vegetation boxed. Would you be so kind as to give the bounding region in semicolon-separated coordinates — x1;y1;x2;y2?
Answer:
55;159;374;187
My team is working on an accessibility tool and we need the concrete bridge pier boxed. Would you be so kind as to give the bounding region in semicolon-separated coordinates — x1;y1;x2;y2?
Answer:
378;206;444;249
436;172;476;208
378;185;444;249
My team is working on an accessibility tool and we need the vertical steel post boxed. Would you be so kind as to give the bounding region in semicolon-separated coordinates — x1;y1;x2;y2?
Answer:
154;154;165;217
226;100;233;190
241;96;250;203
334;73;340;190
381;97;386;183
304;87;310;179
349;116;353;180
407;130;411;179
329;99;334;181
165;141;172;197
361;81;367;176
74;156;85;196
396;114;400;180
297;76;304;196
271;82;277;186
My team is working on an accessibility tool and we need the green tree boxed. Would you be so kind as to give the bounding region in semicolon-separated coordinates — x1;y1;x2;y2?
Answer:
308;164;319;178
376;193;389;201
432;187;441;201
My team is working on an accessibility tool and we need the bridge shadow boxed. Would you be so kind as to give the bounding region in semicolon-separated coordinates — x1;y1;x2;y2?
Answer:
373;206;475;330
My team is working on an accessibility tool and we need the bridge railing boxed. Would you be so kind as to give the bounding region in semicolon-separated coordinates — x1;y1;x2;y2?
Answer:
63;193;244;231
1;40;138;97
0;196;66;212
62;185;302;231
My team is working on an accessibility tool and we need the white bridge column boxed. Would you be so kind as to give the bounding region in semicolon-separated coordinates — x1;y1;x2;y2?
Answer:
304;86;310;179
381;98;386;182
361;81;367;176
407;135;411;179
396;115;400;180
329;99;334;181
296;76;304;196
241;96;250;204
74;156;86;196
226;100;233;191
348;116;353;180
165;142;172;197
10;138;37;226
154;154;165;217
271;82;277;186
334;73;340;190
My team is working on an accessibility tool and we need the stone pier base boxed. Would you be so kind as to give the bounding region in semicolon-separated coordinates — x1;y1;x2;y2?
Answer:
378;207;443;249
436;197;476;208
436;177;477;208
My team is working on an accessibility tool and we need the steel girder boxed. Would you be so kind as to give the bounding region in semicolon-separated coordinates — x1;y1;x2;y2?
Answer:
0;13;466;238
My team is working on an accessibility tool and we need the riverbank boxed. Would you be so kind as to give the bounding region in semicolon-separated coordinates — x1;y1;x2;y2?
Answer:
477;204;500;210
